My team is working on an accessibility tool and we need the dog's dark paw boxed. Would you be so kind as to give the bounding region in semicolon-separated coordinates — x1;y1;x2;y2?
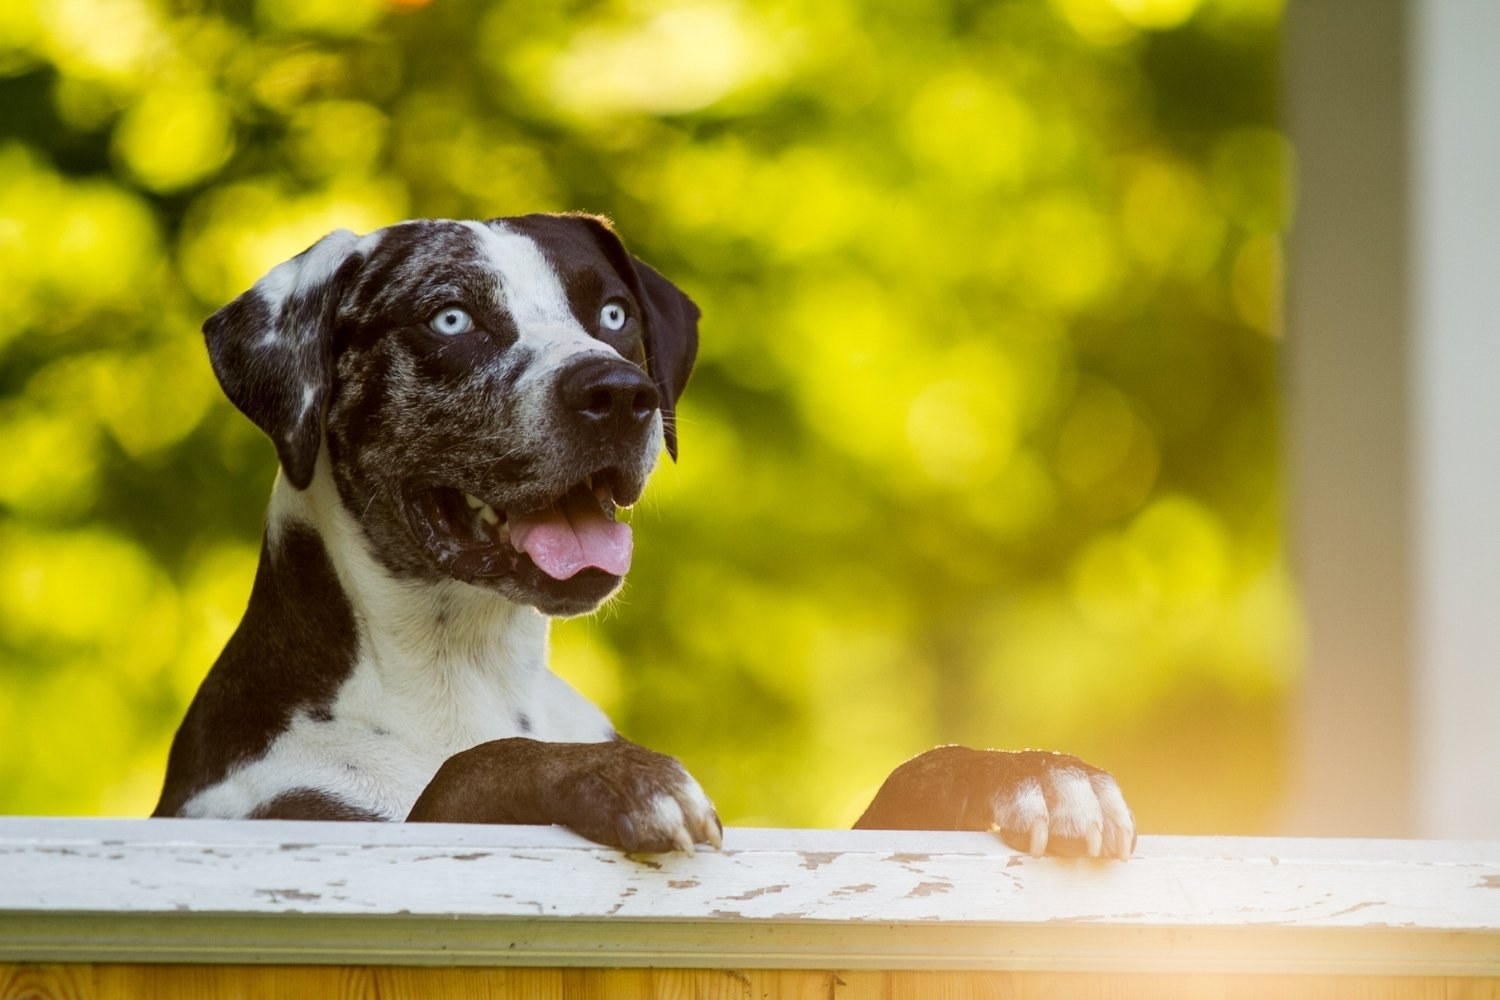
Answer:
855;745;1136;859
560;741;723;855
409;737;721;854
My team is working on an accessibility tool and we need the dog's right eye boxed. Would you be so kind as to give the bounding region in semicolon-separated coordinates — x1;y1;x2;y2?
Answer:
429;307;474;337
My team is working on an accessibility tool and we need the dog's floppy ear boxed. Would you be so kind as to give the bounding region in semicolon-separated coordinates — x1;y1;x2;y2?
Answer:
630;257;700;461
204;229;362;490
575;216;700;461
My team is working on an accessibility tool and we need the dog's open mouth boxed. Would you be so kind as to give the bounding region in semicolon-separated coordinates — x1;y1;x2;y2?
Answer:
407;474;632;584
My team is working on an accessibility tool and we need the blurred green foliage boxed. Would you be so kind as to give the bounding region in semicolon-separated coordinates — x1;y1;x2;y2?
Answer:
0;0;1293;832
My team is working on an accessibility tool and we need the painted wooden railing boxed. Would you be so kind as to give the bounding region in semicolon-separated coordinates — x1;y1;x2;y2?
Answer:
1;817;1497;998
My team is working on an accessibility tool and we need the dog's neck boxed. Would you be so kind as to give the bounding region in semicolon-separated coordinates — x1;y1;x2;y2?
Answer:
264;453;551;691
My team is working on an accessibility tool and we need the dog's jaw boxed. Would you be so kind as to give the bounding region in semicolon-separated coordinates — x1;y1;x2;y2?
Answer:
318;440;651;618
400;494;628;616
399;470;641;616
268;454;556;660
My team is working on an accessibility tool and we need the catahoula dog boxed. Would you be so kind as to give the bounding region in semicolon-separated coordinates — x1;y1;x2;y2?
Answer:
154;214;1136;859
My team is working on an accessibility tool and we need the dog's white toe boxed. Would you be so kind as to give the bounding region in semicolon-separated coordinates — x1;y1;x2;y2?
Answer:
991;760;1134;860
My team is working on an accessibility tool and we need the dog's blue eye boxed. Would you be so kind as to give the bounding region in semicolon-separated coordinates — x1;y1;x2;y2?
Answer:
599;301;628;332
429;307;473;336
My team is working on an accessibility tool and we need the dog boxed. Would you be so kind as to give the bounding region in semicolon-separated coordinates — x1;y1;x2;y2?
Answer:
154;214;1135;859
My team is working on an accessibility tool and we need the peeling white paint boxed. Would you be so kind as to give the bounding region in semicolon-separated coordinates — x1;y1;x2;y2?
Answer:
1;819;1497;973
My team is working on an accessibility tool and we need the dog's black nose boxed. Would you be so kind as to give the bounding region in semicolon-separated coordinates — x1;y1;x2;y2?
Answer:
558;356;660;432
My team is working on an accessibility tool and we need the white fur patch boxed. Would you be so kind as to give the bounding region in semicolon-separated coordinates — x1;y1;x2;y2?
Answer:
467;220;619;364
1092;772;1135;858
1048;767;1105;855
630;776;719;855
990;765;1129;858
459;220;664;487
992;777;1048;855
645;794;690;851
253;229;360;346
294;383;318;427
464;221;572;327
673;761;716;819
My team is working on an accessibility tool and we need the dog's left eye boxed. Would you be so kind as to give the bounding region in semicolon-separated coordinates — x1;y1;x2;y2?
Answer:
599;300;629;332
429;307;474;336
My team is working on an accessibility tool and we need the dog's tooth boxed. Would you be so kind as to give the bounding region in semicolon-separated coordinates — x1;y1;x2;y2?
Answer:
464;492;484;510
478;503;500;525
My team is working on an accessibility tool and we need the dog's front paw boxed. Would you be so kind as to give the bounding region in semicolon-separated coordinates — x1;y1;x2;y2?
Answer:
563;741;724;855
855;745;1136;859
984;750;1135;859
409;737;722;855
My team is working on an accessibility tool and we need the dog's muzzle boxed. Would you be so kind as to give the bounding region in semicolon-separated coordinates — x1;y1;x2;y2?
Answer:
401;356;661;608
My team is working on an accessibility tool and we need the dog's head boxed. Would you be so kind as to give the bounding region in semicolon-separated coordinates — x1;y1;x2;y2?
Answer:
204;214;699;616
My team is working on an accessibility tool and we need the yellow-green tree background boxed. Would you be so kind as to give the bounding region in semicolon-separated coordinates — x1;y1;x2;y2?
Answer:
0;0;1293;831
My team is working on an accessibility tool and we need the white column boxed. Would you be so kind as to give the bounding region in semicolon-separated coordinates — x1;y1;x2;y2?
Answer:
1284;0;1416;836
1410;0;1500;839
1286;0;1500;838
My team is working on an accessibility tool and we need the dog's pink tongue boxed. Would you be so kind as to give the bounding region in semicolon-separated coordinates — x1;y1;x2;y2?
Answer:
508;492;632;580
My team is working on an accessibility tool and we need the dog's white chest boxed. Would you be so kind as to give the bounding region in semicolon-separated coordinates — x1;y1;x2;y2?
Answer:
335;641;613;761
286;658;611;816
180;583;614;821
